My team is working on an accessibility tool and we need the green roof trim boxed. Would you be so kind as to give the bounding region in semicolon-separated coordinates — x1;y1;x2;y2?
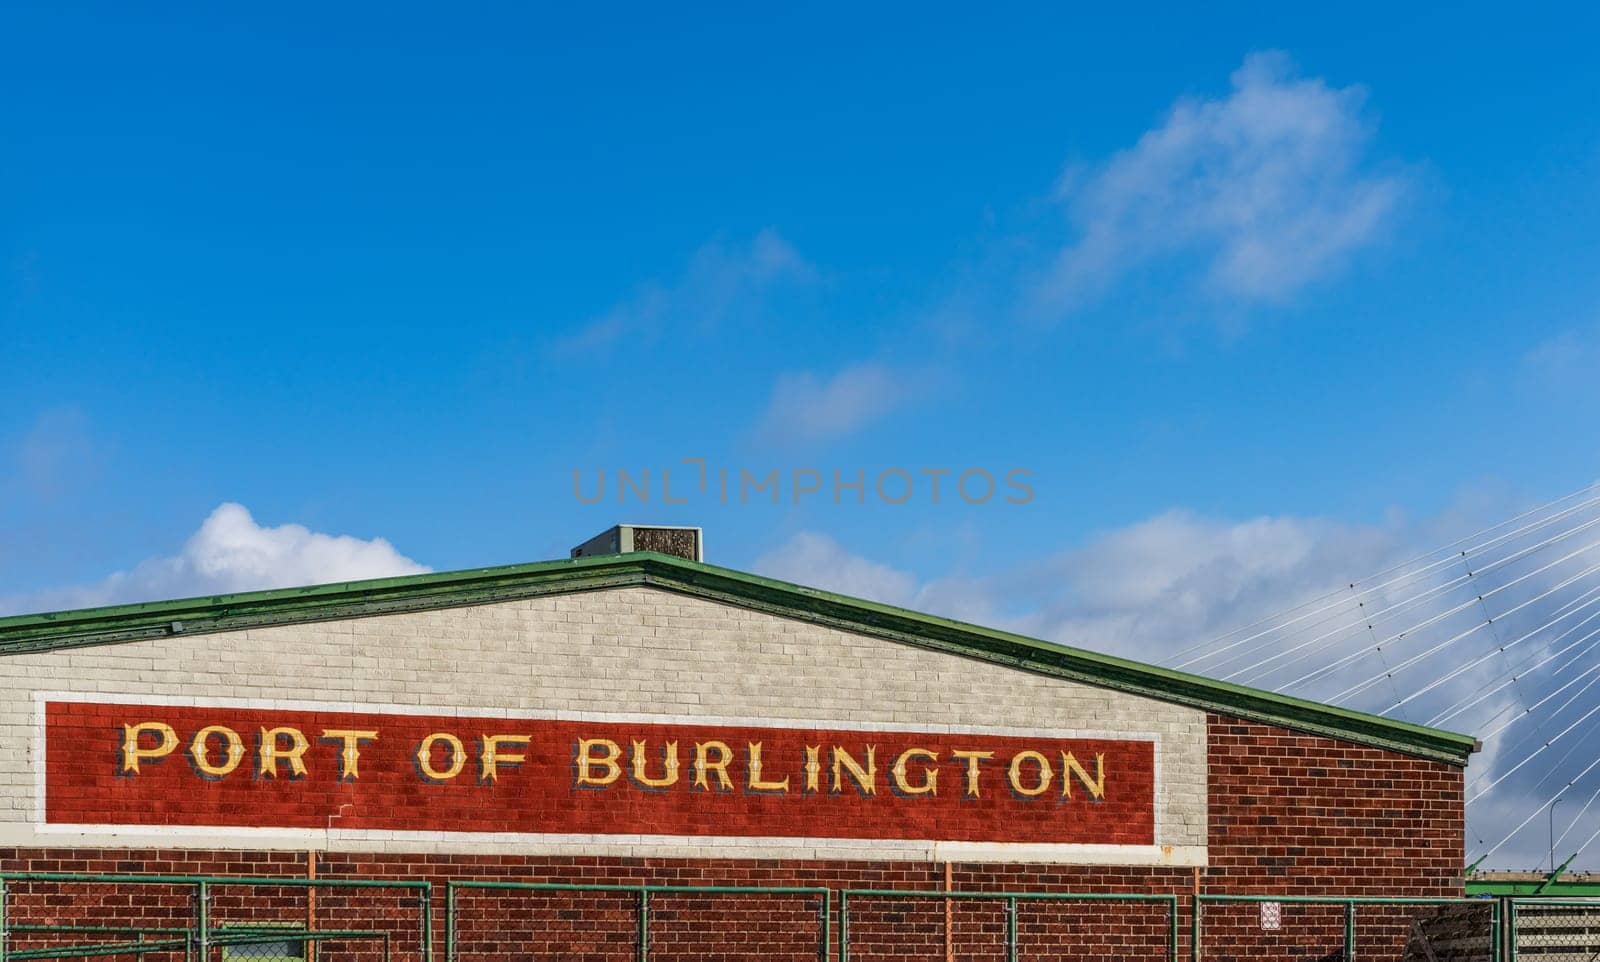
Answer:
1466;877;1600;898
0;550;1478;766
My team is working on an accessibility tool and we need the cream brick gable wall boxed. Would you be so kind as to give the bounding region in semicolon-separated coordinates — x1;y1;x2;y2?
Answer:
0;586;1208;864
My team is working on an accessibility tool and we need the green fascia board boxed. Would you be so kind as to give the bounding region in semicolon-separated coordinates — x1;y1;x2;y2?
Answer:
0;550;1478;766
1466;879;1600;897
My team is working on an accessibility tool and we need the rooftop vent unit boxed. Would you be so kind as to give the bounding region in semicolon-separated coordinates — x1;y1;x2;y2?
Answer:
571;524;704;563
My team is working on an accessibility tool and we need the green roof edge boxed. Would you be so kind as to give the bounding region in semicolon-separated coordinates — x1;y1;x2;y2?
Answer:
0;550;1478;766
1465;878;1600;897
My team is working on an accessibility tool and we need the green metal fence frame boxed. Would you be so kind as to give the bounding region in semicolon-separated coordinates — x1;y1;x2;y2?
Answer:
839;889;1180;962
1192;894;1502;962
1;873;1538;962
444;881;832;962
1503;897;1600;962
3;925;195;962
4;929;392;962
0;874;431;962
212;928;393;962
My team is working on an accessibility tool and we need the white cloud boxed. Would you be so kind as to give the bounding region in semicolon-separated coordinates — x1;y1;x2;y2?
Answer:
759;510;1410;663
757;362;925;444
1041;51;1407;312
551;229;814;356
755;490;1600;870
986;510;1400;660
755;531;919;607
1522;324;1600;395
12;407;97;502
3;503;430;615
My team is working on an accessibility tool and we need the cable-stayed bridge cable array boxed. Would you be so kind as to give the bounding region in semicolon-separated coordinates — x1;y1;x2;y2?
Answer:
1163;480;1600;870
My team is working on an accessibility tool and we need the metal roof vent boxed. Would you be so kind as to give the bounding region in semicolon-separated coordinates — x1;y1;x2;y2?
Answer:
571;524;703;562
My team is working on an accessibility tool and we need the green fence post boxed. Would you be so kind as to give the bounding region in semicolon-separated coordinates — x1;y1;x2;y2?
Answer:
1491;898;1501;962
1507;900;1517;962
443;884;454;962
1343;901;1355;962
839;891;849;962
1004;896;1017;962
637;889;649;962
1;878;9;962
816;891;829;962
1190;895;1201;962
194;882;209;962
420;885;433;962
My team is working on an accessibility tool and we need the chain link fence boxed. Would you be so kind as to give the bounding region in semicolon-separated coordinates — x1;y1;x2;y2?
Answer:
1505;899;1600;961
840;890;1178;962
1193;895;1499;962
23;871;1600;962
444;882;829;962
0;875;430;962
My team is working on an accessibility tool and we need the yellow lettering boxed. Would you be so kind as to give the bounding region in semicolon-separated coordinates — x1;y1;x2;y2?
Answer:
1061;752;1106;800
416;732;466;782
692;741;735;792
575;738;623;787
630;739;680;789
1008;749;1053;797
831;746;877;796
258;726;310;778
892;747;938;796
189;725;245;778
951;750;995;798
479;734;531;783
320;729;378;780
746;742;790;793
119;722;177;775
804;745;822;794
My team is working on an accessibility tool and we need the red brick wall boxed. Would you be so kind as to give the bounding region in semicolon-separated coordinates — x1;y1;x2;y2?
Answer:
1198;714;1467;960
0;713;1467;961
1206;714;1464;896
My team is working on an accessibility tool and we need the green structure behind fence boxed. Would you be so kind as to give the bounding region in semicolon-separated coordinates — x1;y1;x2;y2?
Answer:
1502;899;1600;961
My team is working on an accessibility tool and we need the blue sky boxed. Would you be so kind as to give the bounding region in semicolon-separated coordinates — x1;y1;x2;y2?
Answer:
5;2;1600;863
4;0;1598;598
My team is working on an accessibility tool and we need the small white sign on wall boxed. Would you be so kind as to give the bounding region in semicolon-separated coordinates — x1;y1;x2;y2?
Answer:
1260;901;1282;931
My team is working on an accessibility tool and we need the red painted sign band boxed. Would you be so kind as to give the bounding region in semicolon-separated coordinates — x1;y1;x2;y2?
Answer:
46;701;1155;845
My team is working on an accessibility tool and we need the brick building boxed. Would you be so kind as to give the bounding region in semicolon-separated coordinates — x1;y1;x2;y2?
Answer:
0;529;1482;960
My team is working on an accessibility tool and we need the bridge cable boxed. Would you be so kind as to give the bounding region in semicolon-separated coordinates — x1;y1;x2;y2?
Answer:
1428;613;1600;727
1168;485;1600;670
1402;583;1600;720
1375;593;1600;720
1165;484;1600;667
1477;654;1600;746
1221;520;1600;686
1467;683;1600;804
1471;751;1600;864
1430;616;1600;727
1328;565;1600;706
1206;509;1600;679
1264;538;1600;694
